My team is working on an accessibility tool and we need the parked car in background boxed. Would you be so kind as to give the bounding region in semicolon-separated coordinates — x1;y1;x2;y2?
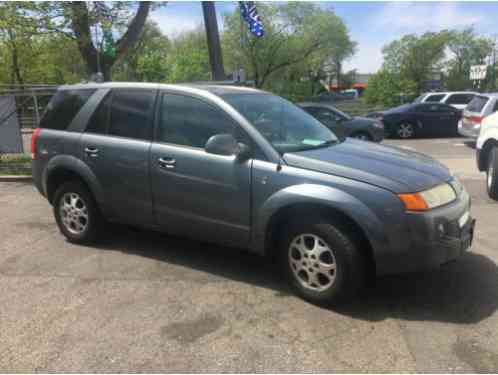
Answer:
339;89;359;100
458;93;498;139
476;110;498;200
310;90;354;103
370;102;461;139
414;91;477;110
298;102;384;142
32;82;474;306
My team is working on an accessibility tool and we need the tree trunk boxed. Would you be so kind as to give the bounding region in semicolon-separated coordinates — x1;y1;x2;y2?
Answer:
68;2;151;81
7;29;23;88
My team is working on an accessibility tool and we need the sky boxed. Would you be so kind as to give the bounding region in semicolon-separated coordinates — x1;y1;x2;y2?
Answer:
150;1;498;74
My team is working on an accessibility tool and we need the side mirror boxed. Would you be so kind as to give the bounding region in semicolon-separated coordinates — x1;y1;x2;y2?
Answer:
205;134;251;161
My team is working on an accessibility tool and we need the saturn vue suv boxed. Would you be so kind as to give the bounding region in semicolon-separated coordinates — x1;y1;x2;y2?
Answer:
32;83;475;305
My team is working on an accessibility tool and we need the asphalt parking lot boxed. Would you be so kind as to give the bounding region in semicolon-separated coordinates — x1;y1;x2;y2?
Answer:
1;137;497;372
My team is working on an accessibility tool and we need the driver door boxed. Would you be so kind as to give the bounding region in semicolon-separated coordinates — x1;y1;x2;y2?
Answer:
150;92;252;248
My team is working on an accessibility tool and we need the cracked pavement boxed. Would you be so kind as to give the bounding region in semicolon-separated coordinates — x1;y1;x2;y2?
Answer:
1;137;497;372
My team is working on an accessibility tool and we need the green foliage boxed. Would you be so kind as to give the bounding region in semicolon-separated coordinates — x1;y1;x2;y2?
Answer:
222;3;356;89
444;27;493;91
382;31;450;93
364;70;417;107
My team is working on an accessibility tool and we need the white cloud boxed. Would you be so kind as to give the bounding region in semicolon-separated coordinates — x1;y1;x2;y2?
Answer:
150;12;203;38
373;2;485;33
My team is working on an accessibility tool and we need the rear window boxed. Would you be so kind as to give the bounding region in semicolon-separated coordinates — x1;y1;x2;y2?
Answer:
425;94;445;102
39;89;96;130
446;93;475;105
466;96;489;113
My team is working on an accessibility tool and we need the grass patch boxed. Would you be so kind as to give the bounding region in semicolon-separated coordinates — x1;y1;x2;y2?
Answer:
0;154;32;175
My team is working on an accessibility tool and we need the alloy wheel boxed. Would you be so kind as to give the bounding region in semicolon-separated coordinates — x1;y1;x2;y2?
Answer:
59;192;89;235
397;123;414;138
288;234;337;292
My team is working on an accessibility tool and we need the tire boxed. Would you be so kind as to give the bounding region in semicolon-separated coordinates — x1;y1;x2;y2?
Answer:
486;146;498;200
278;217;367;306
53;181;102;244
396;122;416;139
351;132;372;141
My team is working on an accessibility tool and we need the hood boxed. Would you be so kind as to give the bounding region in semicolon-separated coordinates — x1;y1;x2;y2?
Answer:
282;138;451;193
383;104;413;115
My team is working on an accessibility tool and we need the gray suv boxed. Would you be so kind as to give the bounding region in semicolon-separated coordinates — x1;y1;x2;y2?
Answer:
32;82;475;305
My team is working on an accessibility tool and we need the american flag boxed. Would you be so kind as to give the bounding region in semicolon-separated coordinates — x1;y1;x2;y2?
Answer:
239;1;264;38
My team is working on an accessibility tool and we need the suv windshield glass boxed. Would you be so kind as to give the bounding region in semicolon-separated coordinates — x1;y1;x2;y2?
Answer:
223;93;338;154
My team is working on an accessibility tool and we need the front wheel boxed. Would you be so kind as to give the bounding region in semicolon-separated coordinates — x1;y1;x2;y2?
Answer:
396;122;416;139
279;218;366;306
487;146;498;200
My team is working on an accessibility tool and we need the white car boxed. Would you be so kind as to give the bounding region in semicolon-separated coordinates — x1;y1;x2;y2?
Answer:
476;108;498;199
414;91;477;110
459;93;498;139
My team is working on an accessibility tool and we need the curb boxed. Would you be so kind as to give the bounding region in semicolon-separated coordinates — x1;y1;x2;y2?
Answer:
0;175;33;182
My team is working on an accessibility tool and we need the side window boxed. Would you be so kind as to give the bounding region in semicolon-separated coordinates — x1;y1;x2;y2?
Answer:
493;99;498;113
85;92;111;134
158;93;234;148
108;89;156;140
425;94;445;102
446;94;475;105
39;89;96;130
316;109;339;125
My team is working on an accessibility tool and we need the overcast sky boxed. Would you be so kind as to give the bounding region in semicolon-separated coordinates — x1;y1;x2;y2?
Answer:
150;1;498;74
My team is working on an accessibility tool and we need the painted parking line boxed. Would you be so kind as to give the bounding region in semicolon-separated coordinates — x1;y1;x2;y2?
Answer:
454;143;466;146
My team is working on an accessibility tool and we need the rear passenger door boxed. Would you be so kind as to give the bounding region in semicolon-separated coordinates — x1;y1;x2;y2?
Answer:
150;92;252;248
80;88;157;226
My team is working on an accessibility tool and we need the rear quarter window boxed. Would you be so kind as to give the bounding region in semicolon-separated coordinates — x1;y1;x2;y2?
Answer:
466;96;489;113
39;89;96;130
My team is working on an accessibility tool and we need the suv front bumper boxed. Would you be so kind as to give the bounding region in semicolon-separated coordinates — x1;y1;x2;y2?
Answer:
376;189;475;275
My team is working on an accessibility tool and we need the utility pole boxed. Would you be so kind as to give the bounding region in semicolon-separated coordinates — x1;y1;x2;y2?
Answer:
202;1;225;81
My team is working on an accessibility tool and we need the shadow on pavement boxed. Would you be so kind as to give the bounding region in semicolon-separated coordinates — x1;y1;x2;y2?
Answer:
97;226;498;325
464;140;476;149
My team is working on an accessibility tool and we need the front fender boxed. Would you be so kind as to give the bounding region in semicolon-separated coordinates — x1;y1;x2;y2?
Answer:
43;154;104;206
252;183;389;256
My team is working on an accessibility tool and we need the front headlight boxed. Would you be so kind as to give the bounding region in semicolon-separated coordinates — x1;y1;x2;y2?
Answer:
398;183;457;211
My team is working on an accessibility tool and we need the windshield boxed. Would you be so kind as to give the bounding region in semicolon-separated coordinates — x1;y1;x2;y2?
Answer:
413;94;426;103
332;107;352;120
466;95;489;113
223;93;338;154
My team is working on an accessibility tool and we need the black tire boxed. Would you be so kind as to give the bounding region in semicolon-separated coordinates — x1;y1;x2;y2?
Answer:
351;132;372;141
395;121;416;139
53;181;102;244
486;146;498;200
278;217;367;306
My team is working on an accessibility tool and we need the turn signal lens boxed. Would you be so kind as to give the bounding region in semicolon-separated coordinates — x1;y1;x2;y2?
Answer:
398;193;429;211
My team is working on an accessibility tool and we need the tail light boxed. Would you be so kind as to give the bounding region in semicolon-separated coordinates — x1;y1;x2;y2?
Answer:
465;115;483;125
31;128;41;160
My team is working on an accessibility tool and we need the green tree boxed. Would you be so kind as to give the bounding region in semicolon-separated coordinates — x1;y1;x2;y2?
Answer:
222;2;355;89
444;27;493;90
382;31;450;93
364;70;417;107
113;20;171;82
166;27;211;83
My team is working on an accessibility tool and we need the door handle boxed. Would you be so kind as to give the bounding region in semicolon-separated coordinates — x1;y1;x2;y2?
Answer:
158;157;176;169
84;147;99;157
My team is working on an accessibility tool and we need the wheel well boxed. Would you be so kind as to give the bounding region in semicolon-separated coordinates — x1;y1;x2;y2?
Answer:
480;139;498;171
46;169;90;204
265;203;375;273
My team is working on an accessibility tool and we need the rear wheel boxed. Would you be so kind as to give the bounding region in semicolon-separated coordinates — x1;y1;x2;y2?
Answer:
53;181;102;244
279;217;366;306
487;146;498;200
396;122;416;139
